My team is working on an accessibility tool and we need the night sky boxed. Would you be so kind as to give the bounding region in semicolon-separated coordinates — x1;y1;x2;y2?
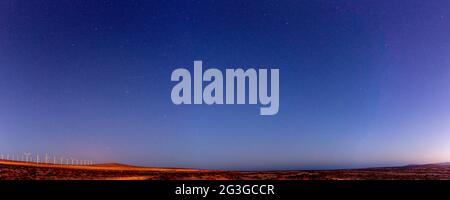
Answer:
1;0;450;170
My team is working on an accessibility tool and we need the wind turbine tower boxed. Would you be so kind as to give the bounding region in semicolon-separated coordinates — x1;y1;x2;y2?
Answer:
24;153;31;162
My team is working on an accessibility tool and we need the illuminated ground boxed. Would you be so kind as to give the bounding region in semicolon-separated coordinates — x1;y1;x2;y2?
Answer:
1;160;450;180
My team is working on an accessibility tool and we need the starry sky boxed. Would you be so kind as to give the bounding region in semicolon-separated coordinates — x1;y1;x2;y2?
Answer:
1;0;450;170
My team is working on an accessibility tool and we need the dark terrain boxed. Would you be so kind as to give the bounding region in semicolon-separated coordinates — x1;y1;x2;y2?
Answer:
1;160;450;180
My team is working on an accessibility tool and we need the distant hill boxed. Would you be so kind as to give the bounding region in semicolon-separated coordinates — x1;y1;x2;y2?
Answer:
91;163;142;168
401;162;450;169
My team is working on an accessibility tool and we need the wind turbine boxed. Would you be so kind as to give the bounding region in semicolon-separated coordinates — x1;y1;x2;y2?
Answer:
24;153;31;162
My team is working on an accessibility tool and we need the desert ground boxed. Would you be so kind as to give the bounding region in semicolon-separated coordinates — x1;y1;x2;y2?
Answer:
1;160;450;180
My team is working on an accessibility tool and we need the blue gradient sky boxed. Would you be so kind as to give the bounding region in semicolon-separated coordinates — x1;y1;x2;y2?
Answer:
1;0;450;170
